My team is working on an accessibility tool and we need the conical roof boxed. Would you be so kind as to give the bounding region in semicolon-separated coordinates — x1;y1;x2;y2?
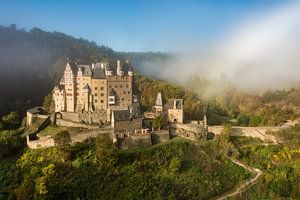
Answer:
155;92;163;107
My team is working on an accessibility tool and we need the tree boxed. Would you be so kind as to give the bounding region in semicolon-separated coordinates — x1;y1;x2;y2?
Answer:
153;114;168;130
0;129;24;159
237;114;250;126
1;111;20;130
43;93;54;113
95;134;117;170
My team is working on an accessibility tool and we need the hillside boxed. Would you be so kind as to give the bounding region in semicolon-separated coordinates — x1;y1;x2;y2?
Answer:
0;25;172;117
0;132;250;199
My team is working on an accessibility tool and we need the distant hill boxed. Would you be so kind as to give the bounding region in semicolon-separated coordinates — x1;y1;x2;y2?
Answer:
0;25;171;116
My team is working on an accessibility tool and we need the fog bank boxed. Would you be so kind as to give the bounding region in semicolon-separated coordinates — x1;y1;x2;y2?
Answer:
137;1;300;93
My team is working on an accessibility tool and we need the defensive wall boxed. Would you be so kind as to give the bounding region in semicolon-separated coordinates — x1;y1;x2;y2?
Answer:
169;123;207;141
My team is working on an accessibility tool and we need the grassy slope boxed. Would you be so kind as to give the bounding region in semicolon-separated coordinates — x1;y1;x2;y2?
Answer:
1;137;250;200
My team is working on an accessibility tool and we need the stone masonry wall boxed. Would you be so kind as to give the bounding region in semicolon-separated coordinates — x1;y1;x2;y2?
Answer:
118;133;152;149
56;119;99;129
170;123;207;141
151;130;170;144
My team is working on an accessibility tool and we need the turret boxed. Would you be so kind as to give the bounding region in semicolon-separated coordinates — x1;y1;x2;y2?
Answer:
128;61;134;76
77;67;83;77
105;64;113;76
117;60;124;76
83;84;90;111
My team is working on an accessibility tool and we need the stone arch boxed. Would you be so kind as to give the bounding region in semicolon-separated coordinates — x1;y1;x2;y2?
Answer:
55;112;63;119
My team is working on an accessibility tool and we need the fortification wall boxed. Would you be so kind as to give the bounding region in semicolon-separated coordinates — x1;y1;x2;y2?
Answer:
71;128;113;143
56;119;99;129
170;123;207;141
151;130;170;144
61;112;80;122
208;126;277;142
27;128;113;149
26;135;55;149
118;133;152;149
79;110;108;124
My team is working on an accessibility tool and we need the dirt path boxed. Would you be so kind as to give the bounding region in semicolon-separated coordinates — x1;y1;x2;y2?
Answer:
213;159;262;200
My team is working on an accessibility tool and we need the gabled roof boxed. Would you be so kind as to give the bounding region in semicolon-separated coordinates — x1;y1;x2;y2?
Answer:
67;62;78;74
78;65;92;77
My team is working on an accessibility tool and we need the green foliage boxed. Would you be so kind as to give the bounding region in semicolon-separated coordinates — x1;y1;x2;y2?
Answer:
0;137;250;199
135;74;205;121
1;111;20;130
53;131;71;148
95;134;118;170
0;129;24;159
232;135;300;199
43;93;54;113
153;114;168;130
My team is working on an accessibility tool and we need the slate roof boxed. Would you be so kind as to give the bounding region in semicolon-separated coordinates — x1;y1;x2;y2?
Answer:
155;92;163;107
108;60;132;74
78;65;92;77
27;107;47;115
68;62;78;74
92;66;106;79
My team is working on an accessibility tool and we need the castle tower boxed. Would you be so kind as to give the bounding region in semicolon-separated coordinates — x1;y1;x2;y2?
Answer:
64;62;76;112
167;99;184;123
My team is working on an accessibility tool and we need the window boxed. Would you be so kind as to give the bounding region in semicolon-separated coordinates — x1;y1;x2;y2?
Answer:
115;85;117;88
100;87;104;90
95;100;98;103
101;93;104;96
126;84;128;88
94;93;97;97
123;91;126;94
128;91;130;94
120;85;123;88
94;87;98;90
101;100;104;103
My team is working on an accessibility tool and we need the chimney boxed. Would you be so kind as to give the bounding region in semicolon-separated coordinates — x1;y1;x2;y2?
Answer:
117;60;124;76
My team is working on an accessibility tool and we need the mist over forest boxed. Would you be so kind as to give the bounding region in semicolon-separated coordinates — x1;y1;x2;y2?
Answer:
0;25;166;117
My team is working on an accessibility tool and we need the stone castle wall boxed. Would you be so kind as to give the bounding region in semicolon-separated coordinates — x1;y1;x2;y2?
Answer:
56;119;99;129
151;130;170;144
170;123;207;141
27;128;113;149
117;132;152;149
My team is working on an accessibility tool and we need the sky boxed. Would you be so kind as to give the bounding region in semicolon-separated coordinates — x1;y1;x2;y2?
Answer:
0;0;290;52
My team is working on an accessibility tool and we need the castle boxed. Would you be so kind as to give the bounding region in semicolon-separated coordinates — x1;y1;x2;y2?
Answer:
26;59;207;149
53;60;140;125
